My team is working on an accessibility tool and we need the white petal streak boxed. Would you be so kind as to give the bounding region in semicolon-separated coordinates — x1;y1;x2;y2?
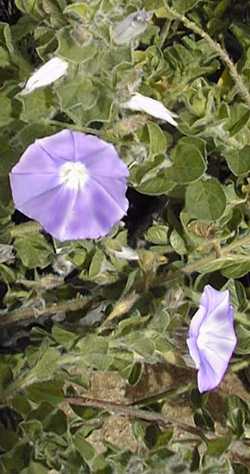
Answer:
21;57;68;95
111;246;139;261
122;93;178;127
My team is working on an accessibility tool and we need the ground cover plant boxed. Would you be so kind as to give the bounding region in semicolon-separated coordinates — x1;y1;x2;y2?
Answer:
0;0;250;472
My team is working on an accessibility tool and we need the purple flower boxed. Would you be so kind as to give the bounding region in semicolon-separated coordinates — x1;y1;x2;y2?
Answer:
187;285;237;393
10;130;129;241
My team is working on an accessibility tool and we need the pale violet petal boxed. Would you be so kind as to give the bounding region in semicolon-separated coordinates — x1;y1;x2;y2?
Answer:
188;306;207;339
186;337;201;370
21;57;68;95
122;93;178;126
187;285;237;393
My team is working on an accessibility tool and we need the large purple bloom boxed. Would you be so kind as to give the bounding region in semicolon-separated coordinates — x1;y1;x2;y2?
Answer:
10;130;129;241
187;285;237;393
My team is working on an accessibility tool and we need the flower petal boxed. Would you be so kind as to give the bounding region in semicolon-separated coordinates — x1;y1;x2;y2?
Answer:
38;130;76;162
10;172;61;207
187;285;237;393
69;133;129;177
122;93;178;126
200;285;229;316
198;355;219;393
199;288;236;343
187;337;201;370
10;141;61;175
15;176;128;241
188;306;207;339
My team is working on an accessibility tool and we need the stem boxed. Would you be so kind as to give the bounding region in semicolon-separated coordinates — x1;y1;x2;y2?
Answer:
66;396;208;442
0;296;92;328
48;120;102;136
232;360;250;373
163;2;250;108
183;233;250;274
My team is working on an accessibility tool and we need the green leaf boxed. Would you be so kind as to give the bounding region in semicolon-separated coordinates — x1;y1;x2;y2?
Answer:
222;258;250;278
24;385;63;410
89;249;106;278
15;233;54;268
0;94;13;128
21;463;48;474
147;122;167;157
0;363;13;391
0;46;10;67
20;420;43;440
223;280;248;312
170;229;187;255
173;0;202;14
136;174;175;195
63;3;92;20
18;89;56;122
56;28;97;63
186;178;226;221
0;427;19;451
56;76;97;125
22;348;61;386
0;442;31;472
73;430;95;461
51;325;77;349
169;138;207;184
0;141;17;176
188;255;250;276
207;435;232;456
236;324;250;355
132;155;175;195
145;225;168;244
15;0;41;17
224;146;250;176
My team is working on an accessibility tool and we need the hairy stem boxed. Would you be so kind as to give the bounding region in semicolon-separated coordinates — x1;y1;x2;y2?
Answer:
183;233;250;274
66;395;208;442
48;120;102;136
0;296;92;328
163;2;250;108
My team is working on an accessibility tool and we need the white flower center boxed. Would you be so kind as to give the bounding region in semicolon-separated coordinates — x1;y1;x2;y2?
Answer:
59;161;89;190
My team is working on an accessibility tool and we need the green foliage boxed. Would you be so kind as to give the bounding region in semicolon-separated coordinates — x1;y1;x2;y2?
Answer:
186;178;226;221
14;232;54;268
0;0;249;472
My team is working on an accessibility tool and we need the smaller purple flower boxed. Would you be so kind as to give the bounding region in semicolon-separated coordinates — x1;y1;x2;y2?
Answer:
10;130;129;241
187;285;237;393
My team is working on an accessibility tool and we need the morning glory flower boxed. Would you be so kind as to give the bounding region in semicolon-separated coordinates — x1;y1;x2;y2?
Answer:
20;57;68;95
122;93;178;127
10;130;129;241
187;285;237;393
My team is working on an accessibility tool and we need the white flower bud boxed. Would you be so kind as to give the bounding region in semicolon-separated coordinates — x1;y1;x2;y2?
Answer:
122;93;178;127
20;57;68;95
113;10;152;45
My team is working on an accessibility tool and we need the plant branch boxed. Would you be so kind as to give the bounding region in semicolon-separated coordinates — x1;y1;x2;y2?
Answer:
0;296;92;328
163;2;250;108
66;395;208;442
48;120;102;136
182;233;250;274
